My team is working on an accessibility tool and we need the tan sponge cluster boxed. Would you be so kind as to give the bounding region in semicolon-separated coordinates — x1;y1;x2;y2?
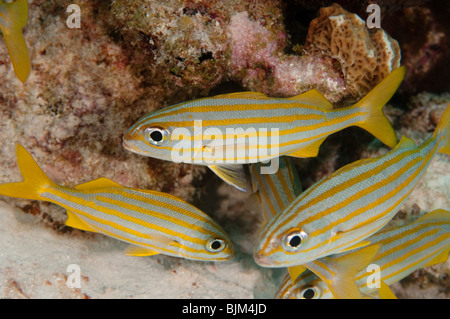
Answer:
305;4;401;99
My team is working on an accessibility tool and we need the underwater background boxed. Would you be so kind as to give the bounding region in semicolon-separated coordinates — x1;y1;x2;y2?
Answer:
0;0;448;298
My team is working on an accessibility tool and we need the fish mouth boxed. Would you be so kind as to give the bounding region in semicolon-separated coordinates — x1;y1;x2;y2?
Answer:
122;137;141;153
226;242;235;258
122;138;132;150
253;251;274;267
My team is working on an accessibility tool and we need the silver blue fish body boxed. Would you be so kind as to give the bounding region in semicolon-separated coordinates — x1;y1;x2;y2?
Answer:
255;126;448;267
276;210;450;299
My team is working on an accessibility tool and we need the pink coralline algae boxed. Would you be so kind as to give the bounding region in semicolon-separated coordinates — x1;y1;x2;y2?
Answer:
228;11;346;102
227;4;401;102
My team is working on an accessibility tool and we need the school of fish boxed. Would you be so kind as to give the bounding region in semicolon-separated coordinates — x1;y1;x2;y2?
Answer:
0;3;448;298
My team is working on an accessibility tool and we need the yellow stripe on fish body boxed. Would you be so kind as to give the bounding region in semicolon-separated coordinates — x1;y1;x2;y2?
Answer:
276;209;450;299
0;0;30;82
254;103;450;268
123;67;405;191
250;157;302;223
250;155;379;299
0;144;233;261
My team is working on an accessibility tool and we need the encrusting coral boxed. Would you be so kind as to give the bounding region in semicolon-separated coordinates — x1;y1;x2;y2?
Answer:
305;3;401;99
108;0;401;103
227;10;346;102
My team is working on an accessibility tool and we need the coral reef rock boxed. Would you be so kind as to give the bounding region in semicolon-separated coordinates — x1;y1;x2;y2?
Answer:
305;3;401;100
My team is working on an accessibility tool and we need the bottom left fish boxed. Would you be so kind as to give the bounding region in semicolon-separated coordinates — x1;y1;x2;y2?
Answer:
0;144;233;262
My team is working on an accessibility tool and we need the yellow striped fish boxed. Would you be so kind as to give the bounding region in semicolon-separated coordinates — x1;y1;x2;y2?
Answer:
249;157;302;223
254;103;450;267
0;0;30;82
250;157;380;299
123;67;405;192
0;144;233;261
275;209;450;299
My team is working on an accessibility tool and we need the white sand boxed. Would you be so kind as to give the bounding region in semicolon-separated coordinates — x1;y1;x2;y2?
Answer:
0;201;281;299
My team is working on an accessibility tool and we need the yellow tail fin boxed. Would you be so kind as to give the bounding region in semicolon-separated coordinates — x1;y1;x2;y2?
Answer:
354;66;406;148
0;144;55;201
0;0;30;83
0;0;28;29
434;103;450;155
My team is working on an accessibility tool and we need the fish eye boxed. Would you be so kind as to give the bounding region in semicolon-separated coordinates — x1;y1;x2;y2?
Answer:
299;287;320;299
144;127;170;146
206;238;226;253
282;229;308;252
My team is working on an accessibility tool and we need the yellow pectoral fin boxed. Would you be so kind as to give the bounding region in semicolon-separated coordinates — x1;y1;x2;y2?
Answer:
288;265;307;283
65;211;98;233
124;245;160;257
209;164;249;192
379;281;397;299
125;233;179;256
311;244;381;299
288;137;326;158
307;259;363;299
327;278;362;299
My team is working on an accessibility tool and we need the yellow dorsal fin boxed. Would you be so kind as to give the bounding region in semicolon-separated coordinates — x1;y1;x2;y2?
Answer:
65;211;98;233
124;245;160;257
379;281;397;299
288;265;307;283
393;136;417;151
287;137;327;158
286;89;333;109
416;209;450;223
213;91;269;100
74;177;123;190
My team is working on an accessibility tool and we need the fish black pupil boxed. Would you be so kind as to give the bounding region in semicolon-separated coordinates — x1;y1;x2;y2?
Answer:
211;240;222;250
289;235;301;247
303;288;315;299
150;130;163;142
